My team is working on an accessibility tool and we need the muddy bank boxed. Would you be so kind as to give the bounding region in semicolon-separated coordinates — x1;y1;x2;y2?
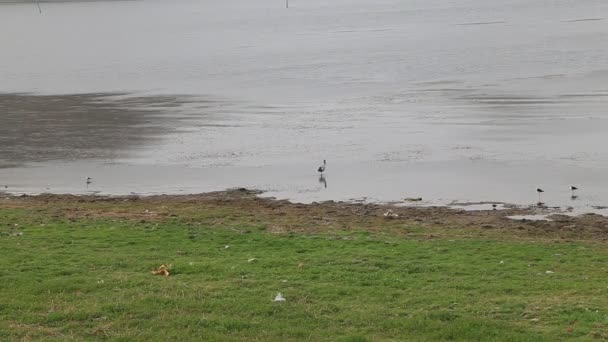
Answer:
2;189;608;241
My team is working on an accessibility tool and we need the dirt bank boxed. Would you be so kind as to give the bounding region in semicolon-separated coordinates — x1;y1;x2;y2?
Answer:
2;189;608;241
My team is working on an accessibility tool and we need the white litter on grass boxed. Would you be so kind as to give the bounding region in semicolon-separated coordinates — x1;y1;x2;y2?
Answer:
248;258;257;263
224;245;230;249
546;270;554;274
273;293;286;302
499;260;504;264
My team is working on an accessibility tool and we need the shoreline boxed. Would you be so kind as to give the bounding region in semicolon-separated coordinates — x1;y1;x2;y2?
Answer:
2;91;608;211
3;188;608;242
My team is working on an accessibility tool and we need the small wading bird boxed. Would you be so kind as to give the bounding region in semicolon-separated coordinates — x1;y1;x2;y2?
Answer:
86;177;92;187
570;186;579;199
317;160;326;175
536;188;544;204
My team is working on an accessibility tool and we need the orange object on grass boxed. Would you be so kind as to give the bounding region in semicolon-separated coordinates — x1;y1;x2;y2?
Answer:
151;264;170;276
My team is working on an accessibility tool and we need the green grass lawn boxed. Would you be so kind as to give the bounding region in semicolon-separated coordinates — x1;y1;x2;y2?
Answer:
1;202;608;341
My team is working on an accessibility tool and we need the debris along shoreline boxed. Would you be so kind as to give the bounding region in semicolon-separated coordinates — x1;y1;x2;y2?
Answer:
2;188;608;241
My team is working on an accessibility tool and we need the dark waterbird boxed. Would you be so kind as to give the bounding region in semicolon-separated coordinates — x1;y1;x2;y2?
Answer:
536;188;544;204
570;186;579;200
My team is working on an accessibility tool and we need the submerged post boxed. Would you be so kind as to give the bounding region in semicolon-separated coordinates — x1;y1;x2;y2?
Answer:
286;0;289;8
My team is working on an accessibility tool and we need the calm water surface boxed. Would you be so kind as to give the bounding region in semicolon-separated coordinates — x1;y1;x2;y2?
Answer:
1;0;608;210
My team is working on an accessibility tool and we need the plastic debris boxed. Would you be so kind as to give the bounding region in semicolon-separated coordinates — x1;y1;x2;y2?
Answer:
248;258;257;263
151;265;170;276
499;260;504;264
383;209;399;219
224;245;230;249
273;293;286;302
545;270;554;274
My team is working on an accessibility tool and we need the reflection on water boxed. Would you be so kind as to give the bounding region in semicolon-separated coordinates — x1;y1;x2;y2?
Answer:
318;175;327;189
0;93;205;168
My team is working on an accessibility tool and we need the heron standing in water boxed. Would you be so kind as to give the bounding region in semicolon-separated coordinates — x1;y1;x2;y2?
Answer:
317;160;326;175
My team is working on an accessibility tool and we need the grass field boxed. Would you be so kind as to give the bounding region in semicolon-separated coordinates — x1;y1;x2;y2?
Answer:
1;193;607;341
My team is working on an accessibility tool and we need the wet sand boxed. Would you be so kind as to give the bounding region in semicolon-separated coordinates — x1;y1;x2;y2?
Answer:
0;93;204;168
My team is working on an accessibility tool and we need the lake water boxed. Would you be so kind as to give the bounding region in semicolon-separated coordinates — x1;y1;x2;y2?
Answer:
1;0;608;210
